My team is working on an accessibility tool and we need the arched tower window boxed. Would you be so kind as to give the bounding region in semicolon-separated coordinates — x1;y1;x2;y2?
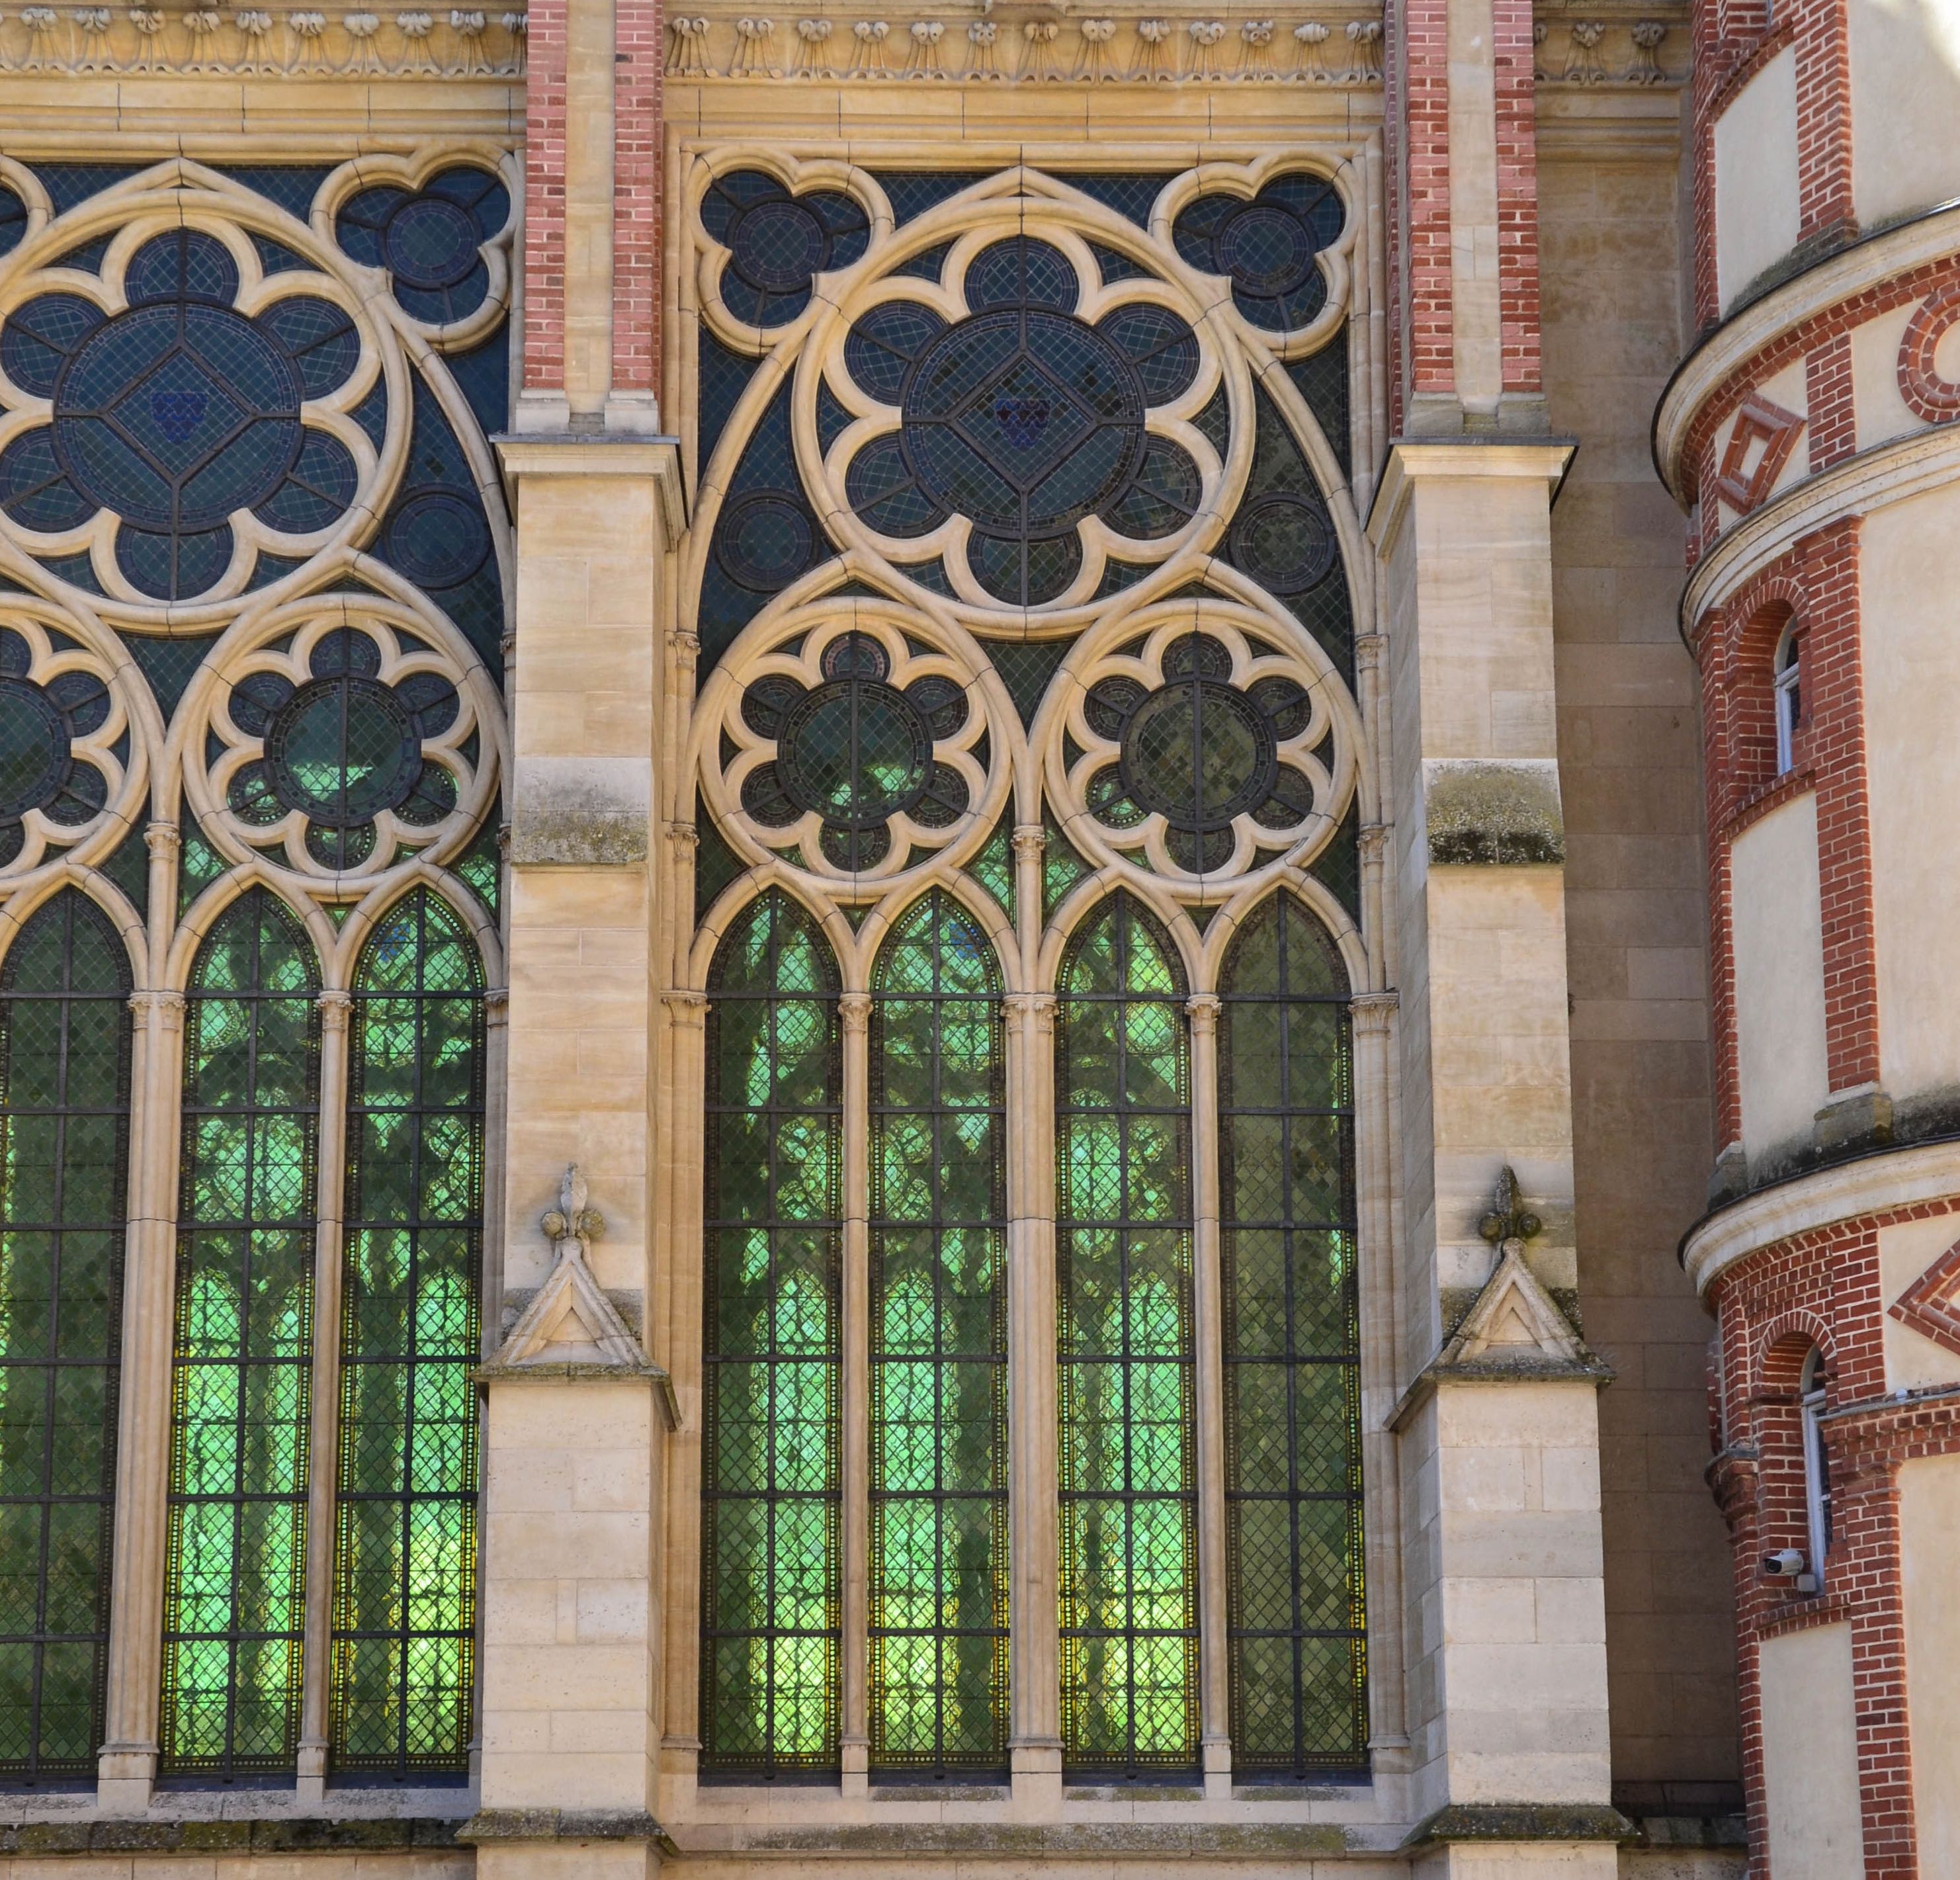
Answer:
701;892;843;1777
1055;892;1197;1775
0;891;132;1779
331;890;484;1776
1218;894;1365;1775
1773;628;1803;776
163;888;321;1775
868;891;1007;1775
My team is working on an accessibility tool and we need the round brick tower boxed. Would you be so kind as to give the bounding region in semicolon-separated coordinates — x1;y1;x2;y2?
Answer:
1658;0;1960;1869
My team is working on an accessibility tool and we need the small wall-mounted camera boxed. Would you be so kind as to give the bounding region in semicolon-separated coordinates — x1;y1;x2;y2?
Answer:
1762;1549;1818;1593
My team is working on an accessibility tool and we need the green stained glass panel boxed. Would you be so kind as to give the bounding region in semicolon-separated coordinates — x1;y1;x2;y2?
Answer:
0;892;130;1779
869;894;1007;1775
331;890;482;1776
962;814;1015;925
162;888;318;1775
1056;893;1197;1775
702;893;842;1777
1219;895;1365;1775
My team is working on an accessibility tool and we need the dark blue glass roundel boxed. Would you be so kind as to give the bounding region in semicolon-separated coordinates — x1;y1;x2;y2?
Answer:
384;196;482;292
1173;173;1344;331
51;302;302;531
0;677;70;821
383;491;493;588
702;171;871;327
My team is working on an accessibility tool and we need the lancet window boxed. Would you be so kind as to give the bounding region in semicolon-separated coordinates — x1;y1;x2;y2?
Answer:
0;150;511;1780
685;158;1373;1782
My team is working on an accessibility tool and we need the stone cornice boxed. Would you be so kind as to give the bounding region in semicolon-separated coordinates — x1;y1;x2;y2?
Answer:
1365;438;1578;553
665;5;1385;84
1653;195;1960;497
1681;1136;1960;1295
0;5;528;77
492;435;687;544
1679;421;1960;636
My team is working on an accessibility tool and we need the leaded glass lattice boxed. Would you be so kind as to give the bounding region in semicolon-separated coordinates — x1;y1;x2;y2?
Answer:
869;894;1007;1775
1056;894;1198;1775
161;888;319;1775
702;892;843;1777
331;891;483;1776
0;892;130;1779
1218;896;1364;1775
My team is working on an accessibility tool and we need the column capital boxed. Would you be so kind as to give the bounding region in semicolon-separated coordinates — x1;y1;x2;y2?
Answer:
662;988;710;1027
671;628;702;669
1366;438;1578;552
1011;823;1048;860
484;986;511;1027
667;820;699;854
1349;990;1398;1035
128;988;185;1029
1185;992;1222;1033
1004;990;1058;1033
143;820;179;859
316;989;353;1031
838;991;873;1033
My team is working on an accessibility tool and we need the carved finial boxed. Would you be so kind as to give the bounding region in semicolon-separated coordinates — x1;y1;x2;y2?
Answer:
1478;1166;1542;1247
542;1164;604;1249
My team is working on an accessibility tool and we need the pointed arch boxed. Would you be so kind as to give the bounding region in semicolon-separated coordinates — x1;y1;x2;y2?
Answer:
1054;890;1198;1775
331;888;484;1776
867;890;1008;1774
161;885;321;1776
1216;890;1365;1774
701;890;843;1777
0;888;133;1778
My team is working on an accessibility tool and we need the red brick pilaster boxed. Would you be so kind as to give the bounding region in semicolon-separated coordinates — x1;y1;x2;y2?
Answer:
1492;0;1541;392
1805;332;1855;470
1398;0;1453;398
613;0;662;398
1791;0;1855;249
523;0;569;395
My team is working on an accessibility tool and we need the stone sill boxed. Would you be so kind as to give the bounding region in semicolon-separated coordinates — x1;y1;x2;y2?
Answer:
0;1818;462;1855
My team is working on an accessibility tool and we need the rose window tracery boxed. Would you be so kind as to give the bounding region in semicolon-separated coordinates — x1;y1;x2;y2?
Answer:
1060;615;1353;882
1172;174;1345;332
701;170;871;328
837;235;1211;608
704;610;1000;890
198;607;489;880
0;624;124;870
0;225;367;603
333;167;511;325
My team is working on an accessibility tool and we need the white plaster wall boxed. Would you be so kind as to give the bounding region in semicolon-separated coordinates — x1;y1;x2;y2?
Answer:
1852;302;1920;451
1901;1453;1960;1872
1713;50;1800;313
1758;1622;1864;1879
1850;0;1960;230
1880;1215;1960;1389
1861;490;1960;1109
1730;793;1828;1166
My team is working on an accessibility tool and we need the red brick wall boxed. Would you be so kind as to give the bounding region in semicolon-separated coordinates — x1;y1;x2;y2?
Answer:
614;0;662;398
522;0;568;395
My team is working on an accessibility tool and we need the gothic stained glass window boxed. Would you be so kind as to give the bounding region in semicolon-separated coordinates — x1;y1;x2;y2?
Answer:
702;892;843;1777
162;889;320;1775
1218;896;1365;1774
1055;893;1198;1775
0;892;130;1779
331;891;483;1777
869;892;1007;1774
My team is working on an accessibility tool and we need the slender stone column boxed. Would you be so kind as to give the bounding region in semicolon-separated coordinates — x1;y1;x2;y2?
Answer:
838;989;872;1795
98;976;185;1812
297;988;354;1801
1005;988;1061;1812
1185;992;1231;1797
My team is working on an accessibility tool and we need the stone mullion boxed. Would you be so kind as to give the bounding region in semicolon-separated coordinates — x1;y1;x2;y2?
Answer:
99;820;185;1808
296;988;353;1800
1347;989;1408;1772
658;986;710;1785
839;990;872;1793
1005;988;1061;1808
1186;992;1231;1795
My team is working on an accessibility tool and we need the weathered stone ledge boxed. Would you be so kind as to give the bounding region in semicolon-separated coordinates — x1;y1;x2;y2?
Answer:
0;1818;462;1855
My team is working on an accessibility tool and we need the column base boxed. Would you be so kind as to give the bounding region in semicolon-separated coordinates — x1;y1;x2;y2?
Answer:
95;1741;154;1815
1202;1733;1231;1801
841;1734;869;1800
1403;1804;1633;1880
1009;1737;1062;1815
